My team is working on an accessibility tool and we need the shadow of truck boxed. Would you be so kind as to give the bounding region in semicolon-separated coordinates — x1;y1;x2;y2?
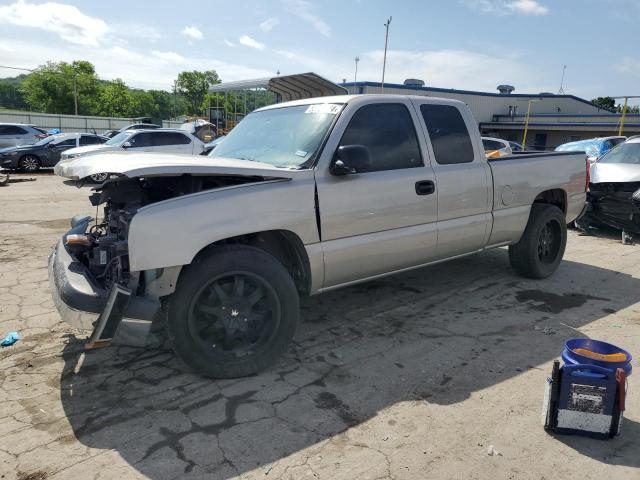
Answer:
57;248;640;478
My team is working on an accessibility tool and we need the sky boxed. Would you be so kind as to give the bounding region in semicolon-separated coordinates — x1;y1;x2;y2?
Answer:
0;0;639;103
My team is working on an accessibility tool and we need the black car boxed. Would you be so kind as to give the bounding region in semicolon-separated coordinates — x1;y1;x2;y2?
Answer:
0;133;107;172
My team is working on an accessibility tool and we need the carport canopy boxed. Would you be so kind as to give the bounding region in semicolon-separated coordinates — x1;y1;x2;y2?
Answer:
209;72;347;102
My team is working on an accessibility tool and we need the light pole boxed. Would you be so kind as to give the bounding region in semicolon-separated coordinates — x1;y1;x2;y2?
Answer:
522;98;542;148
354;56;360;94
381;16;392;93
611;96;640;135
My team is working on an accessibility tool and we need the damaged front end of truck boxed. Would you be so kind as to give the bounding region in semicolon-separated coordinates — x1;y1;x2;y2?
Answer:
49;153;296;349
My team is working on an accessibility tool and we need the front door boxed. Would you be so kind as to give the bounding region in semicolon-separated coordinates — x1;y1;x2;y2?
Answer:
315;99;438;289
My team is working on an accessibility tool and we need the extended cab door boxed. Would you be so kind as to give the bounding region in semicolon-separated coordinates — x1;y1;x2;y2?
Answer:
413;99;492;258
315;98;438;289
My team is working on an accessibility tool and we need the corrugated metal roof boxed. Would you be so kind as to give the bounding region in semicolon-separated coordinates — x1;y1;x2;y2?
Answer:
210;72;347;101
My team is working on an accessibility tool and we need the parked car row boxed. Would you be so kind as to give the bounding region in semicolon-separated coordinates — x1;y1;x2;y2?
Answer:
0;121;216;176
0;132;108;171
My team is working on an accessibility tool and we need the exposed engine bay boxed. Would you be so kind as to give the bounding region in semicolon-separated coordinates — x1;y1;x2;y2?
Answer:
582;182;640;236
67;174;271;292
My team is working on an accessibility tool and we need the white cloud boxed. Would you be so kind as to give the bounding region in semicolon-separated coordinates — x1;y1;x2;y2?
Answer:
239;35;265;50
357;48;544;93
507;0;548;15
614;57;640;78
283;0;331;37
259;17;280;32
152;50;185;63
223;39;236;47
181;25;203;40
463;0;548;15
0;0;108;46
275;49;327;71
0;37;273;90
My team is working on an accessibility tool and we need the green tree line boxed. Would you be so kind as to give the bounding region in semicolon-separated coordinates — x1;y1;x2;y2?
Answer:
591;96;640;114
0;60;254;121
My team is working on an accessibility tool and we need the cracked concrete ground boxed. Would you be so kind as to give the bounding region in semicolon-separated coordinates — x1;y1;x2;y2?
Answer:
0;174;638;480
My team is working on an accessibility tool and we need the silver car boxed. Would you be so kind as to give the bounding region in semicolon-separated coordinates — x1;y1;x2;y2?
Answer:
0;123;48;148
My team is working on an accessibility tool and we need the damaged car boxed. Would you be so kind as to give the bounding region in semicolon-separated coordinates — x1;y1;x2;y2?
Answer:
581;137;640;242
49;95;587;378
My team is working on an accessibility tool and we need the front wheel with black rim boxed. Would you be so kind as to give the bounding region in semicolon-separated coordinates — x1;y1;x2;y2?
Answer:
89;173;109;183
509;204;567;279
167;245;300;378
19;155;40;172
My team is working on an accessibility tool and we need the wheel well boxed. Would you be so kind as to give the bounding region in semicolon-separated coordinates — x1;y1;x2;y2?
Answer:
533;189;566;214
193;230;312;295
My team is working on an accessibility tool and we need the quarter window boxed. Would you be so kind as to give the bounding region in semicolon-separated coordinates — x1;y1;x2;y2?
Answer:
338;103;422;172
420;104;474;165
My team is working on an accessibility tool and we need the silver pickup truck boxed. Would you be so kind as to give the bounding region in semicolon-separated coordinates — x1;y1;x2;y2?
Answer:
50;95;588;378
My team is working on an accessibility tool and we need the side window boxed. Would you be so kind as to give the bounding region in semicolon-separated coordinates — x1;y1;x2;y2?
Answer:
338;103;422;172
1;126;28;135
154;132;191;146
54;139;77;148
80;136;101;146
482;139;503;151
420;104;474;164
128;133;153;147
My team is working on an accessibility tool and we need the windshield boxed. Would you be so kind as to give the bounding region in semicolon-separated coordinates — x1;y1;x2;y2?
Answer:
210;104;343;168
105;131;132;146
598;142;640;165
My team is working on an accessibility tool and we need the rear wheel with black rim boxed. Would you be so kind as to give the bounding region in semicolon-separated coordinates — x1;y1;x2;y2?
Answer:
167;245;300;378
509;204;567;279
19;155;40;172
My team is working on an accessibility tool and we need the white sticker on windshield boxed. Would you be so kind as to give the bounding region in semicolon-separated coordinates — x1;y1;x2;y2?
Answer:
305;104;341;115
295;150;308;157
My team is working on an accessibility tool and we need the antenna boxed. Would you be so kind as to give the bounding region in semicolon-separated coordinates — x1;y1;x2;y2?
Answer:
381;16;392;93
557;65;566;94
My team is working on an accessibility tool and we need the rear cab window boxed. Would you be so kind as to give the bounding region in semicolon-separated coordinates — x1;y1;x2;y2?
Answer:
419;104;475;165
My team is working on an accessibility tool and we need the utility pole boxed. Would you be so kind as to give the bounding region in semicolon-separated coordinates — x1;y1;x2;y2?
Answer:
354;56;360;94
73;74;78;115
612;96;640;135
522;98;542;148
381;16;392;93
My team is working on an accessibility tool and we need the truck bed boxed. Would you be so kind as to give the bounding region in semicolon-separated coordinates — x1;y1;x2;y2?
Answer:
486;151;587;246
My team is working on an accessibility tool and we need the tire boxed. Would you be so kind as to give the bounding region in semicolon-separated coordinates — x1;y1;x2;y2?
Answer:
167;245;300;378
89;173;109;183
509;204;567;279
19;155;40;172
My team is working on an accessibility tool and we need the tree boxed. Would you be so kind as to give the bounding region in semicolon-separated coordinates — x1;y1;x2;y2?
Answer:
97;79;134;117
19;60;99;115
0;75;28;110
591;97;615;110
175;70;220;115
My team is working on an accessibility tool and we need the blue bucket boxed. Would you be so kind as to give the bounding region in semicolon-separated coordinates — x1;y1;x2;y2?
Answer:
562;338;632;376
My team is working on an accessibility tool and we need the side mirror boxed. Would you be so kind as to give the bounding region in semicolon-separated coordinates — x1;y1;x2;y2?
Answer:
122;141;132;149
330;145;372;176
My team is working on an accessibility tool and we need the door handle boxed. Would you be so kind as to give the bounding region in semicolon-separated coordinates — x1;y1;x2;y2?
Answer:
415;180;435;195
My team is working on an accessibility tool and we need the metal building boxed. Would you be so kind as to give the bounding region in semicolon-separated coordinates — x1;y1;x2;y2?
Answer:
341;80;638;149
